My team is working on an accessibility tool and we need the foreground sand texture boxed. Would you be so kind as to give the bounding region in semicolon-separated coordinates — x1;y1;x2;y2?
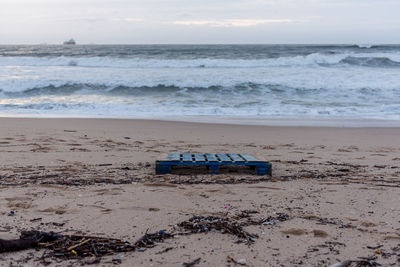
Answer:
0;118;399;266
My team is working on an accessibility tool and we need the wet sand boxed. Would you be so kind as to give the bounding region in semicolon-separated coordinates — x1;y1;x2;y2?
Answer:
0;117;399;266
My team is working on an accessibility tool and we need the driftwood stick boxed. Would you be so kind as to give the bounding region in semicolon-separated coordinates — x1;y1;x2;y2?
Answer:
67;238;90;251
0;238;38;253
0;231;63;253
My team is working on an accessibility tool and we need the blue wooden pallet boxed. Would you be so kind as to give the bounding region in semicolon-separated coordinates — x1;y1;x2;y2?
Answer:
156;153;271;175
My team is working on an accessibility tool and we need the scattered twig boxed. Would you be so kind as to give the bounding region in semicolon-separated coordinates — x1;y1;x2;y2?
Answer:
182;257;201;266
227;254;247;265
178;215;258;244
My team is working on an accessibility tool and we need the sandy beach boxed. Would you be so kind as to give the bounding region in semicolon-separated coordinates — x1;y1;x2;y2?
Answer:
0;117;399;266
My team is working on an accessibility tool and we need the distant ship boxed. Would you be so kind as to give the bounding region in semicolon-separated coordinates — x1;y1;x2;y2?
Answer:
63;38;76;45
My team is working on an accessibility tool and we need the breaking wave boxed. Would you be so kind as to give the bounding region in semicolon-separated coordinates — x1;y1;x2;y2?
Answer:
354;44;375;49
1;52;400;69
339;56;400;68
0;83;272;97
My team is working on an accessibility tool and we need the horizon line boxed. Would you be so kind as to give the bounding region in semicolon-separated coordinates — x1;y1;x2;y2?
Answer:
1;42;399;46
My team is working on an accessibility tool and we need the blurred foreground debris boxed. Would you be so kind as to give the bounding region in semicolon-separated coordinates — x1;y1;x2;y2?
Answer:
1;212;289;265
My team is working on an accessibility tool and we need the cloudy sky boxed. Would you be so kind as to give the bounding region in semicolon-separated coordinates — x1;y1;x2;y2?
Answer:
1;0;399;44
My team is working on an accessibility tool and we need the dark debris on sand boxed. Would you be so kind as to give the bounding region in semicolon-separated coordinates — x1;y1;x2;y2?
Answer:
134;230;173;249
21;230;135;264
177;213;290;245
178;215;258;244
2;212;290;265
1;159;399;187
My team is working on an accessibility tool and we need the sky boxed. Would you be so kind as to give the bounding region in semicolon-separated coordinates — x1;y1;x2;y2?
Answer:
1;0;400;44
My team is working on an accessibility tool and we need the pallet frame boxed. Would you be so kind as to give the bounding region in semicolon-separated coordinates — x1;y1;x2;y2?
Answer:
156;153;271;175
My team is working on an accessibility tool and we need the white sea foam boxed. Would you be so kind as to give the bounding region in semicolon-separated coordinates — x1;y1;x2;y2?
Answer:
1;62;400;93
1;52;400;69
356;44;374;49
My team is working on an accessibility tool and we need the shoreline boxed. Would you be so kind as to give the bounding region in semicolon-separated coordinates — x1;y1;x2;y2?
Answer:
1;115;400;128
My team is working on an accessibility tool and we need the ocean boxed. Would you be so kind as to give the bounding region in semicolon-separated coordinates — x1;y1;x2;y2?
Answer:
0;44;400;123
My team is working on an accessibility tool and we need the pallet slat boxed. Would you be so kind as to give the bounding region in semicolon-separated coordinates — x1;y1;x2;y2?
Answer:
229;154;245;162
194;153;206;162
182;156;193;161
205;153;218;162
166;153;181;161
216;154;231;162
240;153;261;162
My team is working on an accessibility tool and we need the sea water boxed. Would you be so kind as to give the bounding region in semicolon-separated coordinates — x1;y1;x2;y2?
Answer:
0;44;399;123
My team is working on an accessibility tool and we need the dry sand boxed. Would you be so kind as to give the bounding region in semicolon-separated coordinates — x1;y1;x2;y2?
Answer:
0;117;399;266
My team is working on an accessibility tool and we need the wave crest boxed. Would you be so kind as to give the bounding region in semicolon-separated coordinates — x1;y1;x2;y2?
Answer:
339;56;400;67
1;53;400;69
2;83;265;97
